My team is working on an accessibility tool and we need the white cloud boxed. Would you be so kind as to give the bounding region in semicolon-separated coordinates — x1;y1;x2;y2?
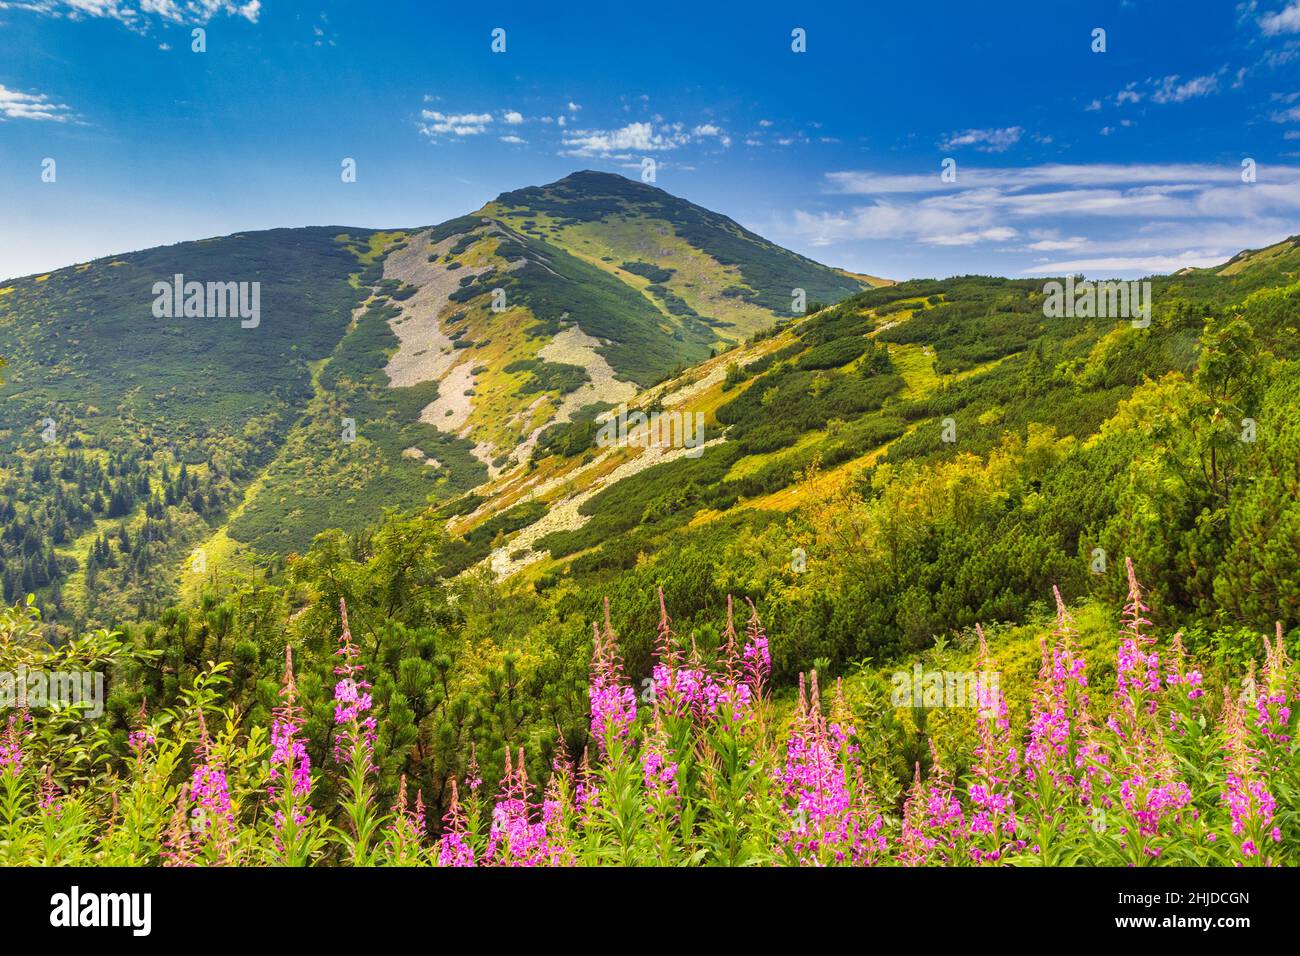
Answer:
692;123;731;148
1260;1;1300;35
561;121;686;156
1106;72;1225;109
1021;252;1225;274
2;0;260;29
567;101;581;112
926;226;1018;246
784;162;1300;271
560;120;731;157
1027;236;1088;251
420;110;492;138
418;105;536;142
1150;73;1220;104
940;126;1023;153
825;163;1263;195
0;83;73;122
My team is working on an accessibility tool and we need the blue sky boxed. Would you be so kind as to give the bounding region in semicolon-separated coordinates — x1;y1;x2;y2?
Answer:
2;0;1300;282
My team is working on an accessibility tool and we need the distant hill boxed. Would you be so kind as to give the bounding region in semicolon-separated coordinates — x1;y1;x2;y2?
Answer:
0;172;876;626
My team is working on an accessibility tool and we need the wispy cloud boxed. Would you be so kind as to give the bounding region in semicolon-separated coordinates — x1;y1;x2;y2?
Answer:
824;163;1254;194
1104;71;1225;108
560;120;730;157
1020;251;1228;274
418;107;531;141
940;126;1023;152
0;83;73;122
419;111;492;138
1150;72;1222;104
0;0;261;30
784;162;1300;276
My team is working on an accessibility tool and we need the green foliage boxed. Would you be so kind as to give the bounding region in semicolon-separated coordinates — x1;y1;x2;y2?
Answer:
503;358;590;396
619;261;675;283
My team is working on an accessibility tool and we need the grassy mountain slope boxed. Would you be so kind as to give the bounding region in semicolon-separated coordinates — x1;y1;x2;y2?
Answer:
447;254;1298;659
0;227;374;628
488;170;884;338
0;173;876;626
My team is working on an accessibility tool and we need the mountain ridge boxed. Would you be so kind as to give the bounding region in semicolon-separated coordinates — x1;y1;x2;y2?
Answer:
0;171;880;628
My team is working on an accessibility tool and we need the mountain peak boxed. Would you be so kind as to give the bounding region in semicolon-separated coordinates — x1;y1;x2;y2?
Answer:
491;168;670;210
549;169;646;188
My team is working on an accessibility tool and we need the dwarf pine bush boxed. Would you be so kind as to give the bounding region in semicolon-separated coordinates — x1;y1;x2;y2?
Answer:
0;563;1295;867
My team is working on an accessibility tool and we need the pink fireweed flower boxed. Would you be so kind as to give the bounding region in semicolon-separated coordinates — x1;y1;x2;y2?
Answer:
641;748;679;803
269;645;312;827
161;784;197;868
1094;563;1195;853
485;748;569;866
387;774;427;848
640;715;680;820
128;699;156;773
649;595;767;726
1025;589;1094;793
898;751;968;867
1220;686;1280;861
1253;624;1293;747
1164;632;1204;701
539;749;577;865
465;745;483;796
1117;768;1193;842
968;624;1021;862
777;672;886;865
38;764;61;813
189;759;232;833
647;587;690;717
333;598;377;772
710;594;762;724
742;597;772;698
189;709;233;840
575;746;600;823
437;778;476;868
589;600;636;756
1109;558;1162;738
0;713;25;778
1163;631;1205;737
